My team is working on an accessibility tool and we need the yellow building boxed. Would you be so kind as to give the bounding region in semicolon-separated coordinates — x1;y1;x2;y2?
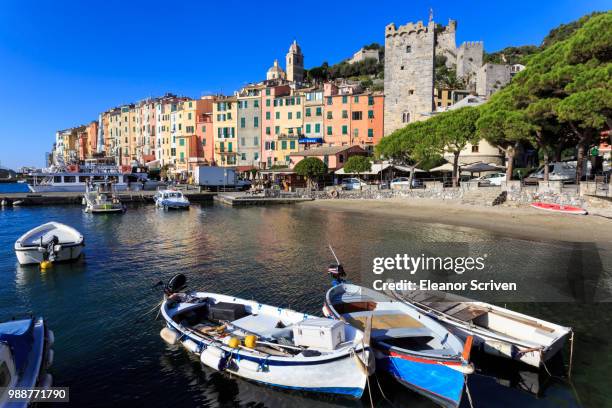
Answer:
213;97;238;166
272;92;302;165
156;101;172;166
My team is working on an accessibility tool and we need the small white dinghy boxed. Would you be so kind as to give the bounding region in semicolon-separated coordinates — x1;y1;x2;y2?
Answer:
159;274;373;398
14;222;84;265
392;290;572;368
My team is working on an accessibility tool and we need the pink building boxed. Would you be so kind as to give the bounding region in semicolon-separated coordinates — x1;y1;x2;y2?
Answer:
260;84;291;169
289;145;366;171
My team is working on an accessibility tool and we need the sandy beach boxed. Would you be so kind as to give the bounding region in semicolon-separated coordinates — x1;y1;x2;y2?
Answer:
301;199;612;243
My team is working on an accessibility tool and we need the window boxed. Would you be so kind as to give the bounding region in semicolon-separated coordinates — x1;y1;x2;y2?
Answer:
327;126;332;135
202;126;206;132
368;129;374;138
271;141;276;150
290;140;295;149
316;107;322;116
281;140;287;150
285;155;290;162
240;118;246;128
275;112;280;119
189;101;193;108
275;126;280;134
305;108;311;117
64;176;76;183
352;111;362;120
406;45;411;53
254;117;259;127
265;141;270;150
288;112;292;120
402;112;410;123
202;138;206;146
471;144;479;153
266;99;270;107
180;152;185;162
327;112;333;119
220;142;225;152
354;96;359;103
241;153;246;160
327;96;333;105
254;152;259;160
342;95;348;104
266;127;271;135
179;138;185;146
342;125;348;135
315;123;321;133
266;112;270;120
241;137;246;146
353;129;359;138
228;142;233;152
305;124;311;133
368;96;374;106
368;110;374;119
254;136;259;146
244;101;248;109
342;110;348;119
227;113;232;120
266;89;270;96
296;111;301;119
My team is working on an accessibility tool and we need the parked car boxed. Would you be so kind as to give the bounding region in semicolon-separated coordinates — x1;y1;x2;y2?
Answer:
341;178;368;190
475;172;506;186
390;177;423;189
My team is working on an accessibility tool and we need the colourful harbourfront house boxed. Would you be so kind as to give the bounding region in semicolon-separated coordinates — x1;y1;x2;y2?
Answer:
51;40;388;177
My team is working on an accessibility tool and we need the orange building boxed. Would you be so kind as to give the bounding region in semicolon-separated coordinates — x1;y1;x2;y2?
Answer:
86;121;98;157
323;83;384;153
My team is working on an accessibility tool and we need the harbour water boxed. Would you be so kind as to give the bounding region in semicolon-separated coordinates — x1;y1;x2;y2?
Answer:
0;203;608;407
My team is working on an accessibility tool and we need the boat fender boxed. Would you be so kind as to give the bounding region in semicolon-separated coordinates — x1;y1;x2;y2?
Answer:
160;327;179;345
227;337;240;349
182;338;200;354
244;335;257;349
40;260;53;269
237;359;261;373
46;329;55;347
39;373;53;389
46;349;54;368
200;346;226;371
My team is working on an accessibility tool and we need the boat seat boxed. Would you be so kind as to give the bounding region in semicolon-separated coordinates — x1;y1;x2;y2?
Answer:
231;314;293;340
345;311;424;332
373;327;433;339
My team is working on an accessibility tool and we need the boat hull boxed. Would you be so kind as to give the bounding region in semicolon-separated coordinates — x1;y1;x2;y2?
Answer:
15;243;84;265
28;184;129;193
530;202;587;215
156;200;190;209
374;347;464;407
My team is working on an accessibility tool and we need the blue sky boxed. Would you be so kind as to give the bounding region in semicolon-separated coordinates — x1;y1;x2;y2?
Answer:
0;0;608;169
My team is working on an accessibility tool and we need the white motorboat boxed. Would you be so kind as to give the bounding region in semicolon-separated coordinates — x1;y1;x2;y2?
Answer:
14;222;84;265
84;182;125;214
154;189;190;210
392;290;572;368
159;274;373;398
0;317;54;408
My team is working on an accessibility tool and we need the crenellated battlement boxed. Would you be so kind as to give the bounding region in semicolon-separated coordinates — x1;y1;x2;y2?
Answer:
385;20;430;37
459;41;484;49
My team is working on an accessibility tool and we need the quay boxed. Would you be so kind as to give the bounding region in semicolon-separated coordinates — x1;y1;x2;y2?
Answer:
0;190;217;206
214;192;313;206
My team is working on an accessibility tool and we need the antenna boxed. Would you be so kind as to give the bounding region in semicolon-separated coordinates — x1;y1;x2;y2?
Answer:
328;244;340;264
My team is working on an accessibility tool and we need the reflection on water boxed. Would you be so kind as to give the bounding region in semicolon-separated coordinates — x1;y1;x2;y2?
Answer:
0;203;608;407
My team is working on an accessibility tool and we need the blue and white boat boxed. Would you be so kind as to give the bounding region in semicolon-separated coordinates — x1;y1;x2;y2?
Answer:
324;283;473;408
154;189;190;210
0;317;54;407
159;275;373;398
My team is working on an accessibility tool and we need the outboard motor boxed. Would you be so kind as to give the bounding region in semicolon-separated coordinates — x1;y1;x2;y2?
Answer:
164;273;187;295
328;263;346;286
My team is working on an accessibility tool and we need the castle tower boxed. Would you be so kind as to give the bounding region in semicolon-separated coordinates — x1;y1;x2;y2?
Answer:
286;40;304;83
456;41;484;91
384;19;436;135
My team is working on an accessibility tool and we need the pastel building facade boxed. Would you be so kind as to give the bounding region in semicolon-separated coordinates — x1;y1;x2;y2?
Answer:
237;86;262;168
213;97;238;166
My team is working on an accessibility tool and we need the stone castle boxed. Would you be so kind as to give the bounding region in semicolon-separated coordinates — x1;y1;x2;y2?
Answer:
384;15;486;135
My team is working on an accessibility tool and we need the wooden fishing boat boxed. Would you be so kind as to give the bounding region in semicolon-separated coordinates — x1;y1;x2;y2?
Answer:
14;222;84;265
530;202;587;215
159;275;373;398
392;290;573;369
324;283;473;408
0;317;54;407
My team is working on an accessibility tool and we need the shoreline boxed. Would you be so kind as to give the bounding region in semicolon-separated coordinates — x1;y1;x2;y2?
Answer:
300;198;612;243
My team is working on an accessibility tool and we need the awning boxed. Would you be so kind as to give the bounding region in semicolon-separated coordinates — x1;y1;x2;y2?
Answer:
145;159;160;168
335;163;391;175
462;162;505;172
429;163;454;172
393;165;425;173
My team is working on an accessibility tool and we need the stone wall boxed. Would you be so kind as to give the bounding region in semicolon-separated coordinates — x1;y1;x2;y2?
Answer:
384;20;435;135
434;20;457;66
456;41;483;90
476;63;512;97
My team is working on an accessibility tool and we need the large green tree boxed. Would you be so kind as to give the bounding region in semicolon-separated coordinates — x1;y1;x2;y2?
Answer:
376;120;443;188
294;157;328;189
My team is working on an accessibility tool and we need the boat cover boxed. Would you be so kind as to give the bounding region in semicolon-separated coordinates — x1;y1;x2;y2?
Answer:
0;319;34;372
